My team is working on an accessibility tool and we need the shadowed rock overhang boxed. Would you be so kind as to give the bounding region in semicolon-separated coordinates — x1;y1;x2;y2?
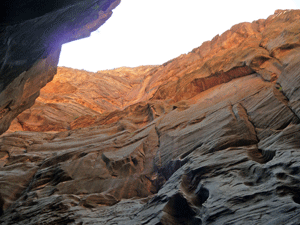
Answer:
0;0;120;135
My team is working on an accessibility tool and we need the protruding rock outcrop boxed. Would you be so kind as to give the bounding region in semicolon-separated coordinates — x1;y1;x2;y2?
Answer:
0;0;121;135
1;9;300;225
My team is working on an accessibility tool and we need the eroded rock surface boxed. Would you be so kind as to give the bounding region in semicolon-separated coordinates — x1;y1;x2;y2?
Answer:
0;0;120;135
1;9;300;225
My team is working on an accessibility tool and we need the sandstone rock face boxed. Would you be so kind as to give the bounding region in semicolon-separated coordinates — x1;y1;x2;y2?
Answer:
0;0;120;135
7;66;158;132
1;9;300;225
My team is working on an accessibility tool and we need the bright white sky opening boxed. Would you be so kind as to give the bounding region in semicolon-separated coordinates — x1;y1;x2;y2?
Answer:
58;0;300;72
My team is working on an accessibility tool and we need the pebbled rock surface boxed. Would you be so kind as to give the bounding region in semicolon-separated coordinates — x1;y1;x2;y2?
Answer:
1;9;300;225
0;0;120;135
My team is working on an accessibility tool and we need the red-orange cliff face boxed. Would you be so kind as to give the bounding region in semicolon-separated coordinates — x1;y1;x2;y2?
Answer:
9;10;300;133
1;10;300;225
0;0;121;135
8;66;157;131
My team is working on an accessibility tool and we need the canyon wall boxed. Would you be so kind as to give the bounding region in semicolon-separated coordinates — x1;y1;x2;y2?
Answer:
0;9;300;225
0;0;120;135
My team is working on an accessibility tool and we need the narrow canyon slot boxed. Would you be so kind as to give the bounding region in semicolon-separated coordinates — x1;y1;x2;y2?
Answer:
0;1;300;224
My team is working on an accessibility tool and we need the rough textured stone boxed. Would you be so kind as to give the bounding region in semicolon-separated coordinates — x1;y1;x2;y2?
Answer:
1;9;300;225
7;66;158;132
0;0;120;135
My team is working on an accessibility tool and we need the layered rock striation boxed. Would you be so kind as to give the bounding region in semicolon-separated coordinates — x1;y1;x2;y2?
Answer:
0;0;120;135
7;66;157;132
1;9;300;225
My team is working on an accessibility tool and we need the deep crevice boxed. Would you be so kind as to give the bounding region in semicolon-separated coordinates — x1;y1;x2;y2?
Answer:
292;195;300;204
0;194;4;217
155;126;161;148
237;103;277;164
193;184;209;206
235;103;260;142
274;84;300;123
163;193;196;218
181;167;210;208
157;158;189;182
276;185;300;204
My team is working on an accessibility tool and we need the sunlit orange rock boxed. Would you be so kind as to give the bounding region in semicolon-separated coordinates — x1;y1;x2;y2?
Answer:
1;10;300;225
0;0;121;135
